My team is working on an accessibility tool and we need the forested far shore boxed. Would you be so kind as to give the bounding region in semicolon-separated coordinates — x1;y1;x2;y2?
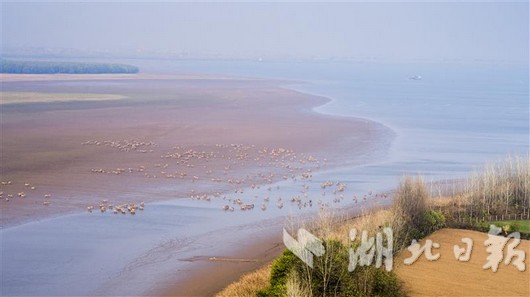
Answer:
0;59;139;74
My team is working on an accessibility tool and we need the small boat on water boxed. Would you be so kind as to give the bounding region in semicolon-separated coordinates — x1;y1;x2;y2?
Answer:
409;75;423;80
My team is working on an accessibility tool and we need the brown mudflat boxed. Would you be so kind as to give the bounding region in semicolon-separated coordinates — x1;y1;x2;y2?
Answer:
1;74;388;227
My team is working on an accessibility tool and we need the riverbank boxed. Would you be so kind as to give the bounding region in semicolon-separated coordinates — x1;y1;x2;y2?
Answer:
215;156;530;297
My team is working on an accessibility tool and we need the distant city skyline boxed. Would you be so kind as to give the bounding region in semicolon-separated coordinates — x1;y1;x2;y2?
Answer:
2;2;528;63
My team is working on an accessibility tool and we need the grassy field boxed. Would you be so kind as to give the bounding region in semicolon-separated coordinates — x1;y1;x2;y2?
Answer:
490;220;530;233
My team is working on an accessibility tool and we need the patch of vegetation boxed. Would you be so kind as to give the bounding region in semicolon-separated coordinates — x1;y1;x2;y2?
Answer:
257;250;300;297
0;59;139;74
434;156;530;237
443;156;529;220
421;209;446;236
258;241;406;297
390;177;446;251
490;220;530;233
216;264;272;297
470;220;530;239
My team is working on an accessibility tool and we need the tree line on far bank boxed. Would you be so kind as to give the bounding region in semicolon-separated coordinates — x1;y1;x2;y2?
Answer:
0;59;139;74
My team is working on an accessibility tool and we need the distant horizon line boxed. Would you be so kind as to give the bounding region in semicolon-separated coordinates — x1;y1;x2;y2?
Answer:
1;51;527;66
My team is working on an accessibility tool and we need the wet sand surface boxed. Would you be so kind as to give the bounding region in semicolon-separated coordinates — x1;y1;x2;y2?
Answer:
1;75;389;227
0;74;393;296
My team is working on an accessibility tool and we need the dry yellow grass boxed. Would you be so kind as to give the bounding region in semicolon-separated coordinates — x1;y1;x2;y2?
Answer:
395;228;530;297
215;264;272;297
325;209;393;245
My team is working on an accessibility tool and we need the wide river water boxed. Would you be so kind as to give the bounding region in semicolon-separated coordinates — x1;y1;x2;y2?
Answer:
1;59;528;296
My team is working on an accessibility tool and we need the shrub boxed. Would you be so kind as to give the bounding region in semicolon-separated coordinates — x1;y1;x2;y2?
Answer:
294;239;350;296
421;210;446;235
260;240;406;297
258;250;301;297
350;266;406;297
392;177;428;229
391;177;431;250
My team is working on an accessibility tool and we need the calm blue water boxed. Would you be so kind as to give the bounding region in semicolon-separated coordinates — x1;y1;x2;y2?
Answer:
1;58;528;296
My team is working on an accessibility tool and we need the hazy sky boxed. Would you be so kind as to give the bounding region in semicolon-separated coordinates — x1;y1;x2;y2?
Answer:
1;1;528;62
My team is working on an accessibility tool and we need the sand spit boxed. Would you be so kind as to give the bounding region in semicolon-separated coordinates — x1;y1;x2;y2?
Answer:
1;91;127;104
